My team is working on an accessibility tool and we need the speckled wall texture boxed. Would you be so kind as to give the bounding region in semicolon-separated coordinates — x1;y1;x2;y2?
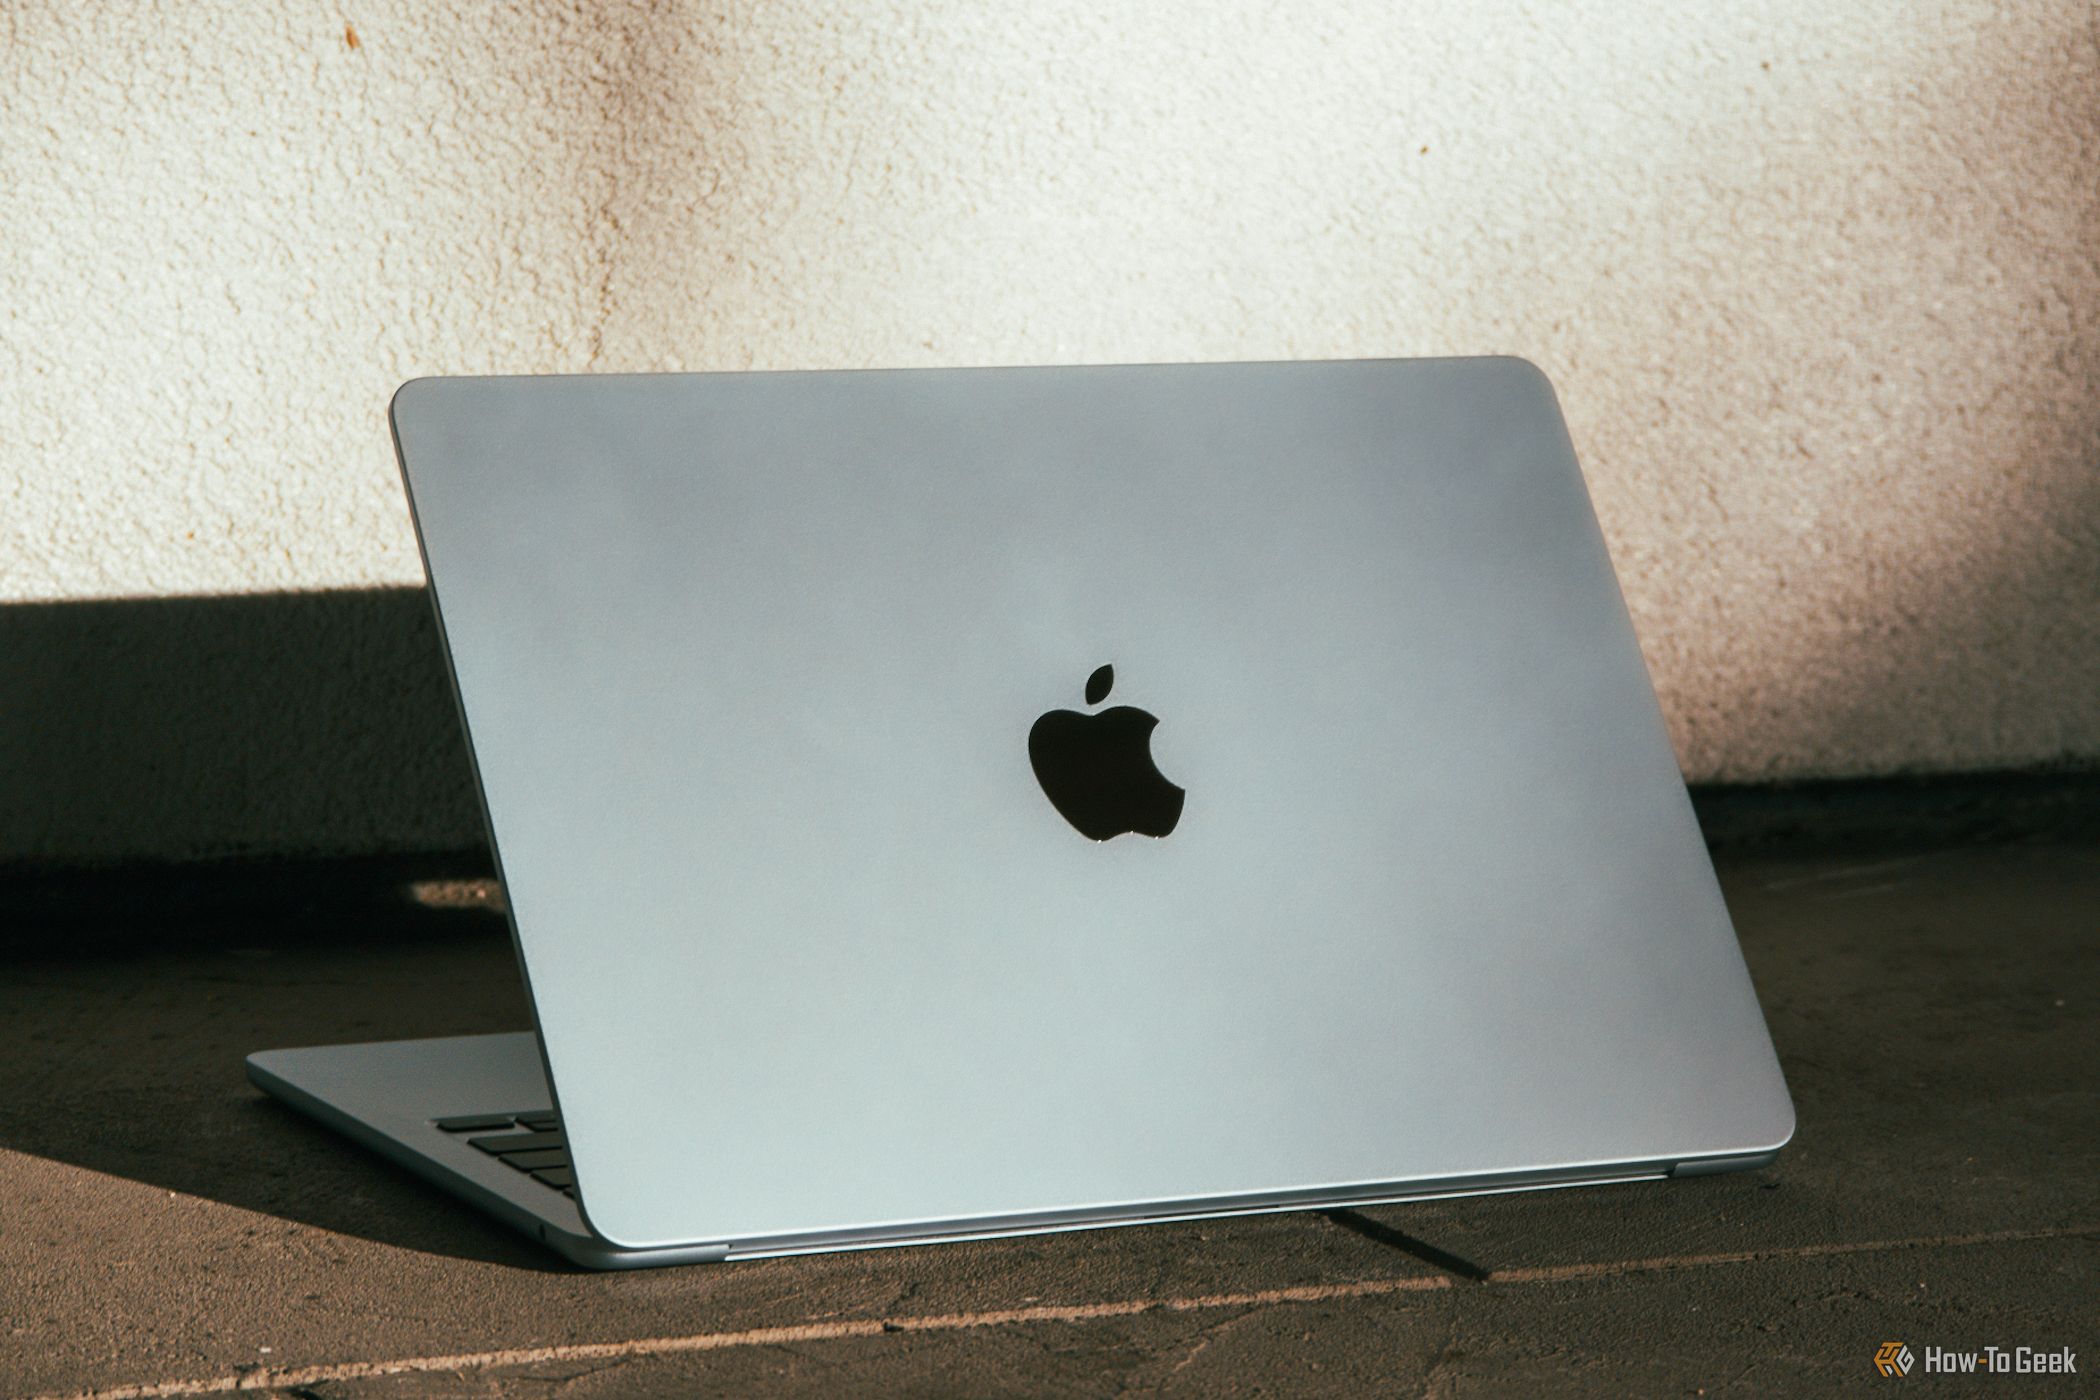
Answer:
3;3;2096;864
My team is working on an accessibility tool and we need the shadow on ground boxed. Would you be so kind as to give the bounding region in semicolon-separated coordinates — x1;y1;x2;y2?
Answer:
0;890;564;1270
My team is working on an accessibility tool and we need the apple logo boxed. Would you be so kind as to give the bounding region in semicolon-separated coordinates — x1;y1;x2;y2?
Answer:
1028;664;1185;841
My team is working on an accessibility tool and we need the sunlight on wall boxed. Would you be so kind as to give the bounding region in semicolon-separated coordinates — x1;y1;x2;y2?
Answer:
1;1;2095;862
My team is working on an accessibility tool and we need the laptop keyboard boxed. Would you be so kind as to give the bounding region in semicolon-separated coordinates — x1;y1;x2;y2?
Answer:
435;1111;574;1195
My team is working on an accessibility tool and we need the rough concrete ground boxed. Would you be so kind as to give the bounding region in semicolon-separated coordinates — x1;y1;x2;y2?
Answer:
2;841;2094;1397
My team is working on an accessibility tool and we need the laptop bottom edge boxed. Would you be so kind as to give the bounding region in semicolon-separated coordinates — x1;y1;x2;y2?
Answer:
245;1033;1774;1270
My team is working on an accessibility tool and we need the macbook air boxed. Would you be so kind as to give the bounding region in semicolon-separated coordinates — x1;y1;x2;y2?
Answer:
248;358;1794;1267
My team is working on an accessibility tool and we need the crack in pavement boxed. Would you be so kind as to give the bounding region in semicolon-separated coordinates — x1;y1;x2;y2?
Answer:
31;1280;1454;1400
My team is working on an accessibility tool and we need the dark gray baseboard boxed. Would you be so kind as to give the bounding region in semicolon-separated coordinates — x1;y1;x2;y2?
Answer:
0;587;483;868
1690;767;2100;853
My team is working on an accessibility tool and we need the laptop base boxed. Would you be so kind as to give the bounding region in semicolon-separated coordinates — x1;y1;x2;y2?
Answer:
247;1034;725;1268
248;1034;1773;1270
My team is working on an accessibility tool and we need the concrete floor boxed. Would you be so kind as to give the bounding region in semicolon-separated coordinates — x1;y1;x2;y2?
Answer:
2;840;2094;1396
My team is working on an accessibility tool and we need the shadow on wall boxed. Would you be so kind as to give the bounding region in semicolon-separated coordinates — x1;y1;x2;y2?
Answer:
0;589;485;868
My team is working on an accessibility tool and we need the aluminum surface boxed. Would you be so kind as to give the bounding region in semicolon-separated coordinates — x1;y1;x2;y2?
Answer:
389;359;1794;1252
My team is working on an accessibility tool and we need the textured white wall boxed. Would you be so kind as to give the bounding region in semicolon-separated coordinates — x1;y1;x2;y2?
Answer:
3;2;2096;863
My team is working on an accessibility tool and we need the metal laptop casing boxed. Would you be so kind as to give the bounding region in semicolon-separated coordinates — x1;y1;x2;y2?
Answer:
389;359;1793;1254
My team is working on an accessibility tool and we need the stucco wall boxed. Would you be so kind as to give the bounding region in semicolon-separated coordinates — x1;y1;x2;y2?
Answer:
3;2;2096;864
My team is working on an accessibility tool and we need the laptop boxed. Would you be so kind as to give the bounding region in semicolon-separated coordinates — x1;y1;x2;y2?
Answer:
247;358;1793;1267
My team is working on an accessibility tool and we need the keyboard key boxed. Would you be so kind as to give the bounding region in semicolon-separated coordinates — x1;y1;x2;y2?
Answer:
531;1167;575;1188
467;1130;565;1155
517;1112;560;1131
502;1148;571;1172
434;1113;521;1133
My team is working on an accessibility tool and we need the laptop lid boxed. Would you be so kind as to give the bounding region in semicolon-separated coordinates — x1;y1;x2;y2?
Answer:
390;359;1792;1252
